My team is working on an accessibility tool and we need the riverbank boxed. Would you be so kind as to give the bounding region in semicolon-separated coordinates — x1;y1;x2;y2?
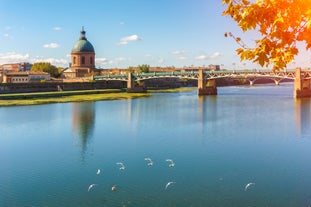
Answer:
0;87;196;106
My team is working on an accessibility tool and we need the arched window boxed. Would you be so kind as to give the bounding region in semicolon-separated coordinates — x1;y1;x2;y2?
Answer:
73;57;76;65
90;57;93;65
82;56;85;65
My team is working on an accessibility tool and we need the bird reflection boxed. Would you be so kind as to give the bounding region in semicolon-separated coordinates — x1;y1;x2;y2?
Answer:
244;182;255;191
72;102;95;155
165;159;175;167
88;184;97;192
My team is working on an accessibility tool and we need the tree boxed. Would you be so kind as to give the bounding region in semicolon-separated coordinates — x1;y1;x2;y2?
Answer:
137;64;150;73
222;0;311;70
31;62;60;77
126;66;135;73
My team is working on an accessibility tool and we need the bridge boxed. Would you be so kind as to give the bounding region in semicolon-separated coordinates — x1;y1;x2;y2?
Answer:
93;68;311;98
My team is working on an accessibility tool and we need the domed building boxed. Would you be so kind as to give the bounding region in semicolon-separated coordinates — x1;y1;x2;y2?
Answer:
69;27;96;77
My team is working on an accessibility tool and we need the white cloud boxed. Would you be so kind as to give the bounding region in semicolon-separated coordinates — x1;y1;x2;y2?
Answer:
178;56;188;60
33;57;68;67
118;35;141;45
0;52;30;64
115;57;127;61
95;57;108;65
53;27;62;31
0;52;68;67
3;34;10;37
195;52;221;60
210;52;221;59
195;55;208;60
43;43;60;49
172;50;188;55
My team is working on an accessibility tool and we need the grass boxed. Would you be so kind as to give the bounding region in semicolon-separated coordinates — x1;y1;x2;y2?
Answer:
0;87;196;107
0;91;150;106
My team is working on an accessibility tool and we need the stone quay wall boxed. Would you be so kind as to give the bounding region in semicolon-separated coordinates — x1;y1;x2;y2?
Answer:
0;81;126;94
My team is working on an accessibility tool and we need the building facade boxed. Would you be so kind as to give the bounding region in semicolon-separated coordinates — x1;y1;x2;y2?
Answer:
3;71;50;83
70;28;96;77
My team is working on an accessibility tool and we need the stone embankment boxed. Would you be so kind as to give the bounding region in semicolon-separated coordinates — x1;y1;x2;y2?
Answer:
0;81;125;94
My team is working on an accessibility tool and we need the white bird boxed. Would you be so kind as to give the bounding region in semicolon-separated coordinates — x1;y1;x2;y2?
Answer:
116;162;125;170
165;159;175;167
165;181;175;190
144;157;153;166
111;185;117;191
96;169;101;175
244;182;255;191
88;184;97;192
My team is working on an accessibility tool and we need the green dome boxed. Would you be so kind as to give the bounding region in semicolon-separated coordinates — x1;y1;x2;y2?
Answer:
71;28;95;53
72;40;95;53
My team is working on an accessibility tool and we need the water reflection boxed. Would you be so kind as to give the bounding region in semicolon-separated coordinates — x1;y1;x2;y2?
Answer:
72;102;95;153
294;98;311;137
198;95;217;144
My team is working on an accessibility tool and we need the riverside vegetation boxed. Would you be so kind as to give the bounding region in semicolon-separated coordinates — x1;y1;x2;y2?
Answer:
0;88;196;106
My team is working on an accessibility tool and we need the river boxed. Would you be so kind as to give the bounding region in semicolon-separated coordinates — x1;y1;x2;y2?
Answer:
1;83;311;207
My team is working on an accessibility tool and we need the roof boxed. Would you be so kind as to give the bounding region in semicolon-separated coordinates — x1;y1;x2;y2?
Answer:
71;28;95;53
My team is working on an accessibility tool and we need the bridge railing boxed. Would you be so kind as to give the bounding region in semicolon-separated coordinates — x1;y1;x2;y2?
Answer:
93;69;300;81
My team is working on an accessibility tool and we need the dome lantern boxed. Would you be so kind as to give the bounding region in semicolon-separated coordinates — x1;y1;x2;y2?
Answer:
71;27;95;53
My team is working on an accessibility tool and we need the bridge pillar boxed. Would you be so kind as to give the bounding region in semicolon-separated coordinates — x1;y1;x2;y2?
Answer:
126;73;146;93
294;67;311;98
198;69;217;96
127;73;134;89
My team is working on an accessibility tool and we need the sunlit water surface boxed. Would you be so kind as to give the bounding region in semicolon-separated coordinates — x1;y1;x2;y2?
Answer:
1;83;311;207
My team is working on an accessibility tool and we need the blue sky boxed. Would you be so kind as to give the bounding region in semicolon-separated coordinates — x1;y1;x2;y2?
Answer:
0;0;310;69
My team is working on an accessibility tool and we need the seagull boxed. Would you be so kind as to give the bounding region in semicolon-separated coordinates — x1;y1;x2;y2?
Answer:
144;158;153;166
116;162;125;170
88;184;97;192
111;185;117;191
96;169;101;175
165;159;175;167
165;182;175;190
244;182;255;191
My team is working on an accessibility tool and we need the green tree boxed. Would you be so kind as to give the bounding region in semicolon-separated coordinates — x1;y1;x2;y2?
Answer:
137;64;150;73
126;66;135;73
31;62;60;77
222;0;311;70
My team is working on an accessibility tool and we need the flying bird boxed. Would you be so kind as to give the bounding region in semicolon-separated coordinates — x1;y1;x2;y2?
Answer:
244;182;255;191
96;169;101;175
88;184;97;192
165;159;175;167
165;182;175;190
116;162;125;170
144;157;153;166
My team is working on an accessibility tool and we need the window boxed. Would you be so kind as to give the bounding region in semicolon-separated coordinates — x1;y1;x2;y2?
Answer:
73;57;76;65
82;56;85;65
90;57;93;65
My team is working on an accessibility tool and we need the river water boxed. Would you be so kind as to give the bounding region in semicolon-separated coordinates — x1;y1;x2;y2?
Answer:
1;83;311;207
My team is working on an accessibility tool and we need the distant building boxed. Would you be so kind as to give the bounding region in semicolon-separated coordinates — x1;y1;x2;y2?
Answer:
66;28;96;78
1;62;32;72
208;64;220;71
2;71;50;83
